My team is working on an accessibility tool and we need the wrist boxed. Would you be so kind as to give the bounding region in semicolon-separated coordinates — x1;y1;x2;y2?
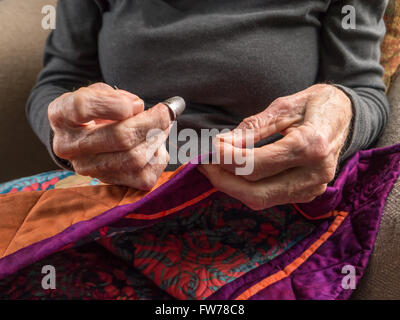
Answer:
330;84;355;160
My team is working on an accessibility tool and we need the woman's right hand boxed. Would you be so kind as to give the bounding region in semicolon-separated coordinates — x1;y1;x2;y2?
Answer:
48;83;172;190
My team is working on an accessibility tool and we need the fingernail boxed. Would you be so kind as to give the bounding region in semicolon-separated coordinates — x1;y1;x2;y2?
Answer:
134;98;144;107
162;96;186;121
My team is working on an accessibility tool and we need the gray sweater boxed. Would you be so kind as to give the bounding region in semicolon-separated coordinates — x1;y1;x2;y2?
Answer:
27;0;389;168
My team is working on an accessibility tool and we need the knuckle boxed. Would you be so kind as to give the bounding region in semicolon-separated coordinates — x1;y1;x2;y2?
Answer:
314;184;327;196
48;101;59;124
245;192;272;211
70;160;81;173
320;167;336;183
73;88;87;107
53;137;70;159
72;161;90;176
273;97;290;108
114;125;137;150
126;149;148;171
88;82;111;91
306;133;330;161
288;182;313;203
48;93;71;126
306;170;321;185
138;173;157;191
157;146;170;166
72;89;89;121
148;104;170;129
290;131;307;151
52;144;65;159
271;97;294;113
245;199;265;211
241;115;264;130
75;167;89;177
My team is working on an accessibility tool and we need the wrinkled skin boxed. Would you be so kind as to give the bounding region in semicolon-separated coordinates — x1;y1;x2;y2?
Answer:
198;84;353;210
48;83;171;190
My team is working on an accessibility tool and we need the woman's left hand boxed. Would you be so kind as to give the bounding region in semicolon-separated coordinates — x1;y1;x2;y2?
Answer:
198;84;353;210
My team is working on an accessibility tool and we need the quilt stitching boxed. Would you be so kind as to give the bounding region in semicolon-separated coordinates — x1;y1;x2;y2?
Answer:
2;192;46;257
234;211;347;300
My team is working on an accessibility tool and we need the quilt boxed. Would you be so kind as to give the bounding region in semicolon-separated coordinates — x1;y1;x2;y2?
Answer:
0;143;399;300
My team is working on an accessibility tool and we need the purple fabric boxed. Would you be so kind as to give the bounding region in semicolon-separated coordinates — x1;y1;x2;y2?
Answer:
208;143;400;299
297;143;400;217
0;143;399;300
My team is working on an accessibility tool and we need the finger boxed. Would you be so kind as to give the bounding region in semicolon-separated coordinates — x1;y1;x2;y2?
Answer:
57;84;145;126
198;164;254;203
72;128;169;176
92;86;140;125
96;146;169;190
217;93;308;147
87;82;114;91
216;124;334;181
198;164;329;210
59;103;172;158
75;103;172;155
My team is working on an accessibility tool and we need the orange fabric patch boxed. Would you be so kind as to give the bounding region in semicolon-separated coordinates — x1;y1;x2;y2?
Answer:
0;191;44;256
0;171;178;258
0;185;128;257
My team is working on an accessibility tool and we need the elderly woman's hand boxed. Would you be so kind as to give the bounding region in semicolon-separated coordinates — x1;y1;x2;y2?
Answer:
48;83;171;190
198;84;353;210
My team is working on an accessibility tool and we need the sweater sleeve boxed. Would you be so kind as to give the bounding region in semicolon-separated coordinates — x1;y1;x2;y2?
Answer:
318;0;390;161
26;0;104;168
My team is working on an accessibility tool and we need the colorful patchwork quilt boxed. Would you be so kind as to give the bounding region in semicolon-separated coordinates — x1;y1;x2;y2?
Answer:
0;143;399;300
